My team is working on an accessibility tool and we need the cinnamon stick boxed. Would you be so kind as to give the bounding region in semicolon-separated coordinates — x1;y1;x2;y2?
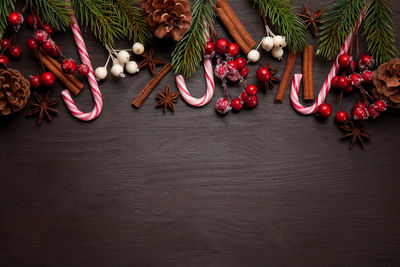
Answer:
302;45;314;101
274;51;297;103
33;49;81;96
132;63;172;109
215;0;256;54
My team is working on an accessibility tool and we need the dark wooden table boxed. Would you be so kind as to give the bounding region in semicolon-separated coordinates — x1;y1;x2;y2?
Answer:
1;1;400;266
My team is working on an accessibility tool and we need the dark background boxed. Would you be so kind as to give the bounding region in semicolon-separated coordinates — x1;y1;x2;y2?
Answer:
1;0;400;266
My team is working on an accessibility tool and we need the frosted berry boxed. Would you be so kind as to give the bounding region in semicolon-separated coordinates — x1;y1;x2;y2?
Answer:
245;84;258;96
26;14;38;29
235;57;246;70
317;103;332;118
215;63;228;79
34;30;49;44
362;70;374;84
368;105;380;119
353;101;367;112
227;43;239;57
373;100;386;112
338;54;353;69
40;72;55;87
336;76;349;89
62;59;77;74
348;73;363;88
215;38;229;54
246;96;258;108
205;42;214;55
7;12;23;26
42;23;54;36
26;37;39;50
231;98;243;111
77;64;90;76
335;110;348;123
215;98;231;114
353;107;369;121
42;40;55;53
29;75;41;88
359;54;374;70
256;66;271;82
0;55;9;68
239;66;248;77
1;38;10;50
227;72;240;82
9;46;22;59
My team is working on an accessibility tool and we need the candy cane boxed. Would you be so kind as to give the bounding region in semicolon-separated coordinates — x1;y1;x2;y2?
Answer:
61;16;103;121
175;27;215;107
290;10;365;115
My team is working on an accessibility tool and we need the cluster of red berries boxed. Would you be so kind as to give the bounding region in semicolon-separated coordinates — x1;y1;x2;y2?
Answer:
317;53;387;122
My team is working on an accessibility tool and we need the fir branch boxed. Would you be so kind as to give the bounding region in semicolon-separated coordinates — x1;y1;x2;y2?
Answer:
71;0;125;46
363;0;398;64
0;0;16;41
252;0;307;53
26;0;72;32
115;0;152;46
171;0;216;77
316;0;366;60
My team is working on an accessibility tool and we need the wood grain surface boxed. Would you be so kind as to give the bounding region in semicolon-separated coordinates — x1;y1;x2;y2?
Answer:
1;0;400;266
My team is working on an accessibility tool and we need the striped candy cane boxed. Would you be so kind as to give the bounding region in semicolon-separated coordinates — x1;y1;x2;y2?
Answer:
61;16;103;121
290;10;365;115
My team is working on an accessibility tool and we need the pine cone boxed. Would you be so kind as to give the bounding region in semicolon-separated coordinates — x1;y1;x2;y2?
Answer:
140;0;192;41
0;68;30;116
373;58;400;108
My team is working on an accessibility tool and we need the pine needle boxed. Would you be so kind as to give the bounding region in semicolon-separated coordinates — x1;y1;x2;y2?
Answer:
0;0;16;41
26;0;72;32
171;0;216;77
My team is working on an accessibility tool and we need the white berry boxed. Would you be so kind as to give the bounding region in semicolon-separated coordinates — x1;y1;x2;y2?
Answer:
273;35;285;47
261;36;274;52
95;67;108;80
117;50;130;64
132;42;145;55
247;49;260;63
111;64;124;77
272;46;284;60
125;61;139;74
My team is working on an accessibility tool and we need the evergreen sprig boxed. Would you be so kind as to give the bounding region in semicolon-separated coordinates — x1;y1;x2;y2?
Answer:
0;0;16;41
26;0;72;32
252;0;307;53
171;0;216;77
363;0;398;65
316;0;366;60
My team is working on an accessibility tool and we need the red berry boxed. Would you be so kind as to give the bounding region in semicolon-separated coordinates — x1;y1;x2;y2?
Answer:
26;14;38;29
348;73;363;88
245;84;258;96
338;54;353;69
362;70;374;84
42;23;54;36
40;72;55;87
336;76;349;89
77;64;90;76
205;42;214;55
246;95;258;108
9;46;22;59
353;101;367;112
0;55;9;68
317;103;332;118
374;100;386;112
26;37;39;50
240;91;251;104
359;54;374;70
7;12;23;26
335;110;348;123
227;60;238;71
353;107;369;121
239;66;248;77
331;76;340;88
42;40;55;53
235;57;246;70
368;105;380;119
1;38;10;50
227;43;239;57
256;67;271;82
29;75;41;88
34;30;49;44
62;59;77;74
343;86;354;93
215;98;231;114
231;98;243;111
49;44;61;57
215;38;229;54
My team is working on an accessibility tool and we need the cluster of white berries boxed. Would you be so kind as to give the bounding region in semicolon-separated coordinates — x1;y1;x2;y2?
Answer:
247;26;287;63
95;42;145;81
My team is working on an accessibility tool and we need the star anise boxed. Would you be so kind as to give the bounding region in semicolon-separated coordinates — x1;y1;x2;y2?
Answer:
155;85;180;112
27;91;59;125
297;5;322;36
339;121;370;149
259;63;280;92
138;48;165;75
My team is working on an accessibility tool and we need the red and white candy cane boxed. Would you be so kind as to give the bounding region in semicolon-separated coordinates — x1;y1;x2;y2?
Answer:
290;10;365;115
61;16;103;121
175;28;215;107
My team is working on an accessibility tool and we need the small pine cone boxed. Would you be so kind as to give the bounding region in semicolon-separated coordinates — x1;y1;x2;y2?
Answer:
140;0;192;41
0;68;30;116
373;58;400;108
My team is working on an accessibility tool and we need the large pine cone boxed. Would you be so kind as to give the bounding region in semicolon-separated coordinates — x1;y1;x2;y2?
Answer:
372;58;400;108
0;68;30;116
140;0;192;41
